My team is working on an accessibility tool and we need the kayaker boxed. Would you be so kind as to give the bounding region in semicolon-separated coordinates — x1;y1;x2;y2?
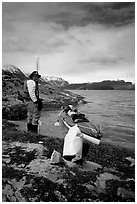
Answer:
63;124;83;164
61;105;77;114
23;71;43;133
63;124;90;164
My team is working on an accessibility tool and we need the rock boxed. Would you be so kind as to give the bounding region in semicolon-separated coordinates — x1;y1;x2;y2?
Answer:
83;183;97;192
95;173;120;193
117;187;135;200
5;158;11;164
54;190;67;202
50;150;63;164
126;178;135;182
125;157;135;167
103;167;119;174
80;161;102;172
56;179;65;185
63;158;80;168
14;191;26;202
17;164;26;168
26;158;65;182
11;142;47;158
26;158;51;175
63;159;102;171
2;183;27;202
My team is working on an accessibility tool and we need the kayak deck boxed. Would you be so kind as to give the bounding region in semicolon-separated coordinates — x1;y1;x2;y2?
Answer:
59;112;102;140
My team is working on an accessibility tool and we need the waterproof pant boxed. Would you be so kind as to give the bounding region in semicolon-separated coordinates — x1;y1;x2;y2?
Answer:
25;100;41;125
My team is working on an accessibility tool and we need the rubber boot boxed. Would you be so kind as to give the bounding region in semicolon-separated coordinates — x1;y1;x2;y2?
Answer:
31;124;38;133
27;123;32;132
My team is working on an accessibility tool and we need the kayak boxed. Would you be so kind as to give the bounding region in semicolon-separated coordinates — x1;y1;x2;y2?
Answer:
58;112;102;145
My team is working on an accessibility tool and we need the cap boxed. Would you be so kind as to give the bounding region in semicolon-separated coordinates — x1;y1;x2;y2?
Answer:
29;71;41;79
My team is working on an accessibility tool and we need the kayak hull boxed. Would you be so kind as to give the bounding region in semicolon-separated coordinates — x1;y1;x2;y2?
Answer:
58;113;101;145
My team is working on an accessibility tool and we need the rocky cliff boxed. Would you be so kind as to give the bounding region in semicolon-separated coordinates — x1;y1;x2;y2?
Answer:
2;64;84;120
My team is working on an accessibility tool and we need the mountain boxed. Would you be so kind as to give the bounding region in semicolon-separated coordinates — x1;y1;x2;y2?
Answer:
2;64;135;91
41;76;69;87
2;64;69;87
2;64;83;120
2;64;71;97
63;80;135;90
2;64;27;82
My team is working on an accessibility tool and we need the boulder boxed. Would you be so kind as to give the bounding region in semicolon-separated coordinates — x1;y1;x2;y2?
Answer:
96;172;120;193
117;187;135;200
80;161;102;172
50;150;63;164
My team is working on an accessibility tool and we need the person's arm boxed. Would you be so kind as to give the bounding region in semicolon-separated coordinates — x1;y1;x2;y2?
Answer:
27;80;37;102
75;125;83;138
76;130;83;138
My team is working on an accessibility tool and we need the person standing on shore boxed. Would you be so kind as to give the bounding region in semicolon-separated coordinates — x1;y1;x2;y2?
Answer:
23;71;43;133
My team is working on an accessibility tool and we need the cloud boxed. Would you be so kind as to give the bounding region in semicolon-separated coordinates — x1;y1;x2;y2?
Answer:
3;2;135;28
2;2;135;83
81;2;135;26
66;24;134;66
3;20;66;54
41;2;135;28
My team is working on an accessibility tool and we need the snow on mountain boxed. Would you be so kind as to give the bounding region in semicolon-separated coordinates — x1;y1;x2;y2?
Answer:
2;64;27;81
43;76;63;81
3;64;26;75
41;76;69;87
2;64;69;87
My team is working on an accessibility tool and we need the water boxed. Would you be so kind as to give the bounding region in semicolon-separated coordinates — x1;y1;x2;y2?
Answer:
68;90;135;150
40;90;135;150
16;90;135;150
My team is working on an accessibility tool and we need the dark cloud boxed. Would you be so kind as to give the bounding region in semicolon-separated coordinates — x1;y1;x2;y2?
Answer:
42;2;135;28
3;2;135;29
111;2;134;9
77;2;135;27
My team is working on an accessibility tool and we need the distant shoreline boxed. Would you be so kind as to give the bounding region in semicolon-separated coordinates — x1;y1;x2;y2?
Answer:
64;80;135;90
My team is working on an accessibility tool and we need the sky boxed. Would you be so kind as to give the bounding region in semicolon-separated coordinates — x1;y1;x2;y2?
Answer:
2;1;135;83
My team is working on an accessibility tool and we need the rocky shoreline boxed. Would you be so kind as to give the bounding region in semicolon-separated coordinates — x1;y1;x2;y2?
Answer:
2;91;85;120
2;64;135;201
2;63;86;120
2;119;135;202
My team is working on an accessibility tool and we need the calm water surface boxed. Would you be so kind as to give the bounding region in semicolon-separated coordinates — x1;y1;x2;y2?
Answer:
17;90;135;150
68;90;135;150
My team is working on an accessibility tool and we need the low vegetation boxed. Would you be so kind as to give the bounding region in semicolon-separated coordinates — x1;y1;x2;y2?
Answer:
2;120;135;202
